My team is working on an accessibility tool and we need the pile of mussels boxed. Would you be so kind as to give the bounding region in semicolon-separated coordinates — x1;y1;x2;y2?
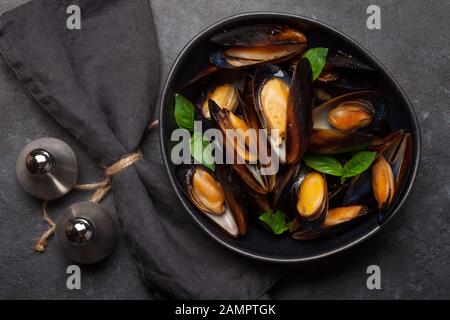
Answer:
174;24;412;240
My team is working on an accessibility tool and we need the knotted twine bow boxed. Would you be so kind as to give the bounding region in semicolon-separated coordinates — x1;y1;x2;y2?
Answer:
33;120;159;252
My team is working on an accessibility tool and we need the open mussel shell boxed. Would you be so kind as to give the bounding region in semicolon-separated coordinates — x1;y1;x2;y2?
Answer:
209;99;258;163
371;130;413;222
253;59;313;165
200;83;239;119
211;44;306;69
313;91;387;134
309;91;386;154
211;24;307;47
197;70;246;119
177;164;246;238
253;64;291;160
209;98;273;195
288;169;328;230
342;130;412;223
292;205;369;240
309;129;383;154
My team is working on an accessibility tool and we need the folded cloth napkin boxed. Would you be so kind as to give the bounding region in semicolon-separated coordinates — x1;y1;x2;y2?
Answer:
0;0;280;299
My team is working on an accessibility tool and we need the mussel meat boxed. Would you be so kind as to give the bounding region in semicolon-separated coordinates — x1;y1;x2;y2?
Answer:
254;64;290;151
179;165;246;237
324;205;368;227
371;155;395;210
288;169;328;230
296;172;328;220
201;83;239;119
313;91;386;133
327;99;375;133
292;205;368;240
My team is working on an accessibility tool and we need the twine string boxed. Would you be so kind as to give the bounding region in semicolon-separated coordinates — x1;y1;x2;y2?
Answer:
34;200;56;252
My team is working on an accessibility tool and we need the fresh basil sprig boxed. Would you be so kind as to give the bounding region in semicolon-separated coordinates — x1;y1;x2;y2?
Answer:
174;93;216;171
189;132;215;172
303;151;376;184
303;153;343;177
341;151;377;181
303;47;329;81
259;209;291;235
174;93;195;132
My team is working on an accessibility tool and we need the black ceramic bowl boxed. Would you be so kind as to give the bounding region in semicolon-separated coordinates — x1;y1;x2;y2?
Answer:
160;12;421;262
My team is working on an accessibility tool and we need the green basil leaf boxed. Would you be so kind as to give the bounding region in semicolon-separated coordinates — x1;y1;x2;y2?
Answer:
342;151;376;178
189;132;215;171
303;47;329;81
259;209;290;235
174;93;195;131
303;153;344;177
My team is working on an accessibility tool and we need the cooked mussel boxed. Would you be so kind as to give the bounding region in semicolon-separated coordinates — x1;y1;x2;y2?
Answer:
327;100;375;133
200;83;239;119
309;91;386;154
253;64;290;154
342;130;412;222
197;71;247;119
372;155;395;210
209;99;275;194
292;205;369;240
178;165;246;237
211;25;307;69
209;99;258;163
211;24;307;47
254;60;313;164
371;130;412;214
296;172;328;220
212;44;306;69
287;169;328;230
325;205;369;227
313;91;386;133
309;129;382;154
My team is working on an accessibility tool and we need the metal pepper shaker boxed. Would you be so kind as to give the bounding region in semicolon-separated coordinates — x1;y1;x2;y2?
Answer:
55;201;118;264
16;138;78;200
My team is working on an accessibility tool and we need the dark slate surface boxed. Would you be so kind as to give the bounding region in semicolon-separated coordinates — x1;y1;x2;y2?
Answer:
0;0;449;299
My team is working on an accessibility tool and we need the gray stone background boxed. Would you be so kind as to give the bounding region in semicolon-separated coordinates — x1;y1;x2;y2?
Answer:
0;0;449;299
